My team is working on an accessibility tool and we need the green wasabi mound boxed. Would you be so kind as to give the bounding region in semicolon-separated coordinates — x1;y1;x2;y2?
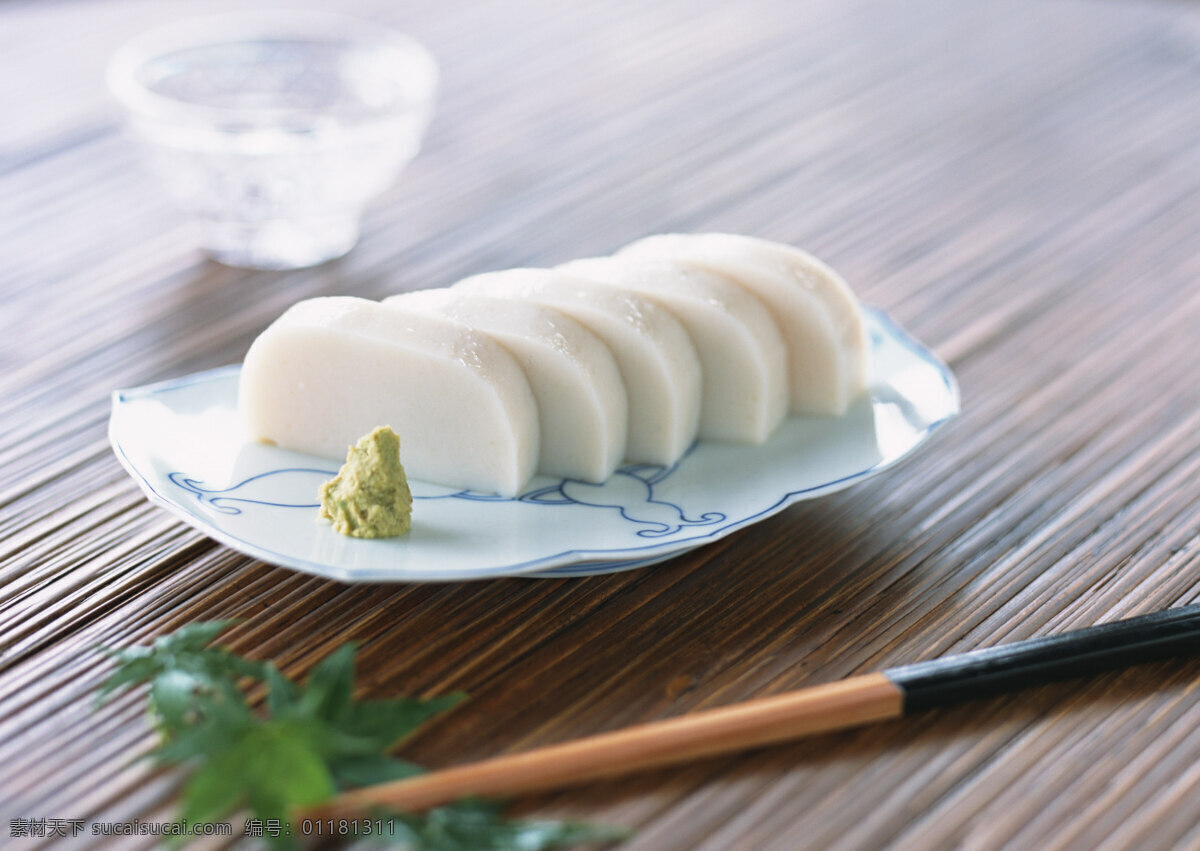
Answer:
318;426;413;538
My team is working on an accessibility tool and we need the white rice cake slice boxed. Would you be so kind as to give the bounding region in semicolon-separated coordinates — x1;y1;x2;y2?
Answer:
239;296;539;497
384;289;627;483
558;255;789;445
619;233;868;415
454;268;702;467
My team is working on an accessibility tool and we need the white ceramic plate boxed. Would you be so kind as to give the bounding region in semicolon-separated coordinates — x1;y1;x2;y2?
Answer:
109;307;958;582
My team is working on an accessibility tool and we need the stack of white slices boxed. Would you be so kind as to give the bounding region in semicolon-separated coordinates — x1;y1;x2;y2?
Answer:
239;234;869;496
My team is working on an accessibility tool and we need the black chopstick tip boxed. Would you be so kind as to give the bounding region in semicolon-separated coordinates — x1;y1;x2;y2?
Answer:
884;605;1200;714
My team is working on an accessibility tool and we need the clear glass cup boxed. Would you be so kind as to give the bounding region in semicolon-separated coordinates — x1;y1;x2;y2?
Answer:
107;12;438;269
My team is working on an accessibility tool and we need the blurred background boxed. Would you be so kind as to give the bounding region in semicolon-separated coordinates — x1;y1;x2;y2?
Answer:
9;0;1200;306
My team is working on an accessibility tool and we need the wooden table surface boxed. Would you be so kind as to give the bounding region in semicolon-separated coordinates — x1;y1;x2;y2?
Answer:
5;0;1200;847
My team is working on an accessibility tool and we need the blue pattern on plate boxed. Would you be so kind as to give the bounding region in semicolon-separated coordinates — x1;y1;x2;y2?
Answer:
167;454;725;538
518;461;724;538
168;469;332;514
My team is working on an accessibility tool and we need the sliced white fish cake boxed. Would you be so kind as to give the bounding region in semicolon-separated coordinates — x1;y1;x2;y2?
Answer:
558;255;788;445
619;233;868;415
384;289;627;483
239;296;539;497
453;268;702;467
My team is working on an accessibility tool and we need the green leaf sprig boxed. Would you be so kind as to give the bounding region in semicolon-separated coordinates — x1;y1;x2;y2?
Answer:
99;622;624;850
98;620;266;732
372;800;629;851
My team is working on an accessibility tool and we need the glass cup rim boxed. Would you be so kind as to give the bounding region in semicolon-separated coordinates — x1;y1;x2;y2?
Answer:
106;10;438;125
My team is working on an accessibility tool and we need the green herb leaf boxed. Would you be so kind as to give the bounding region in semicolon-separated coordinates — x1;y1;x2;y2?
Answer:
154;620;243;653
150;689;255;766
264;662;301;716
99;622;626;850
269;641;464;764
150;669;219;731
178;719;336;847
380;800;631;851
337;692;465;750
297;642;358;721
328;753;425;788
96;618;265;736
95;653;160;698
181;755;245;827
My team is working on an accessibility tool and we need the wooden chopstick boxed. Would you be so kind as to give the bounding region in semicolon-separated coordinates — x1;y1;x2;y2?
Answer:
304;673;902;818
303;603;1200;819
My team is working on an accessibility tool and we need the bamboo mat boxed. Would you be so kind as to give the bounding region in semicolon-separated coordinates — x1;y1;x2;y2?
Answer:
3;0;1200;847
